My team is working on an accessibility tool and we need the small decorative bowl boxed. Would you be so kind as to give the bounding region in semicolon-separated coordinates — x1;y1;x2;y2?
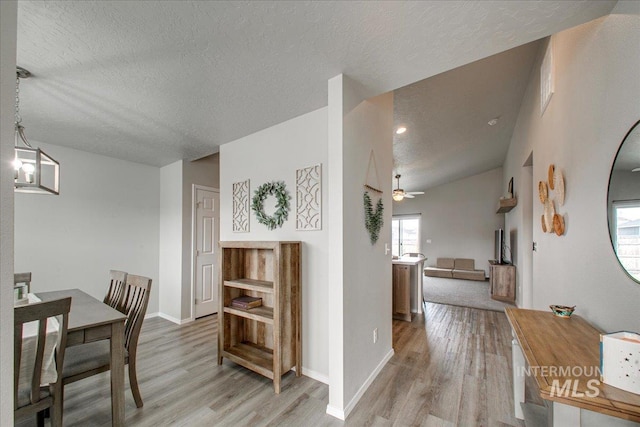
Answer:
550;305;575;318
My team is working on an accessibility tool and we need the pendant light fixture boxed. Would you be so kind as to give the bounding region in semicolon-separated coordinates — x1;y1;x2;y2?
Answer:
14;66;60;195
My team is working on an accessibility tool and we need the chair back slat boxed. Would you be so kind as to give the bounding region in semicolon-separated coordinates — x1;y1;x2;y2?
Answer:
120;274;152;351
14;323;22;408
104;270;128;309
30;319;48;403
14;297;71;413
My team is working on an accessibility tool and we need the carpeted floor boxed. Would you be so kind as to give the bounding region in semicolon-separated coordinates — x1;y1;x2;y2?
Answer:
422;275;515;312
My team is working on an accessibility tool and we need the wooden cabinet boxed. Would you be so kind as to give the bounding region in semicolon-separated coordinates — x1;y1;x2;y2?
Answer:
392;264;411;321
489;262;516;302
218;241;301;393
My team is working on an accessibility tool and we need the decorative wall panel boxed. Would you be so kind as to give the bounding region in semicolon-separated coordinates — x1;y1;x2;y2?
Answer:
232;179;250;232
296;164;322;230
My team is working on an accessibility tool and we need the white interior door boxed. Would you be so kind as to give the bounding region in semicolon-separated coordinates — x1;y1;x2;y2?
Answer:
194;186;219;318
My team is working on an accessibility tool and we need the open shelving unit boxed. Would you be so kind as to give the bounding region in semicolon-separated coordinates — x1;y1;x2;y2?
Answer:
218;241;301;393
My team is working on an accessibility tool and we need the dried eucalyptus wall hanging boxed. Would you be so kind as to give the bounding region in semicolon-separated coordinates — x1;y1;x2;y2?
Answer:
252;181;291;230
363;150;384;244
364;191;384;244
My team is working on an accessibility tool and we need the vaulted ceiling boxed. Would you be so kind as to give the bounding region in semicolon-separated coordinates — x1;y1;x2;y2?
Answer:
393;40;541;192
16;1;615;171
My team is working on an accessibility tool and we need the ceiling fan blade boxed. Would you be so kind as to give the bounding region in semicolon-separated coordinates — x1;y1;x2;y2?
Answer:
404;194;415;198
407;191;424;195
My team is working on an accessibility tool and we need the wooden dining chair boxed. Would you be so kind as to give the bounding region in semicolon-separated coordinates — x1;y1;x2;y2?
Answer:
104;270;128;309
62;274;152;408
15;297;72;427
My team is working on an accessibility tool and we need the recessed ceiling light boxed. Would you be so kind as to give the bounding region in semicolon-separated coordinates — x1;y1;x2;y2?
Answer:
395;126;407;135
487;117;499;126
632;167;640;172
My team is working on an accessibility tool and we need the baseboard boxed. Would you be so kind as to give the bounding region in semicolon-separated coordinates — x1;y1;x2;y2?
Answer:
326;347;394;420
301;367;329;385
326;404;346;420
157;312;193;325
145;312;159;319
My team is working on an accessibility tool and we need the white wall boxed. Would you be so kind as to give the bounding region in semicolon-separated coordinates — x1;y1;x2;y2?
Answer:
393;167;505;274
159;154;220;322
327;74;394;419
342;87;394;415
159;160;183;321
181;154;220;319
219;107;329;383
0;1;17;422
14;142;161;314
327;76;345;413
504;3;640;333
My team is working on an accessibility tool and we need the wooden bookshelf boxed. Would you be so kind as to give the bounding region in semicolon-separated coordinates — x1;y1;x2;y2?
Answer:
218;241;301;393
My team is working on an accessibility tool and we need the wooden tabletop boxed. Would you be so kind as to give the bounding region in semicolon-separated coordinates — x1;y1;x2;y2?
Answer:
505;308;640;422
37;289;126;332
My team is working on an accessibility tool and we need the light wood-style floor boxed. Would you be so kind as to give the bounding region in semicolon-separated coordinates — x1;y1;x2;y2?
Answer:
17;303;525;426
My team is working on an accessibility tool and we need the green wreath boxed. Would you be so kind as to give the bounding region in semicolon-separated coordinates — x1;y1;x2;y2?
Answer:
251;181;291;230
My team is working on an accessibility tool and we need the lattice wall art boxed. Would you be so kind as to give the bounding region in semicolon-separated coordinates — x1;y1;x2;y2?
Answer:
232;179;250;232
296;164;322;230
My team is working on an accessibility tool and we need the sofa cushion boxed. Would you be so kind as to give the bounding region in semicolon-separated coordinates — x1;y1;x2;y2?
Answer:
452;269;485;281
424;267;453;278
436;258;455;269
454;258;475;271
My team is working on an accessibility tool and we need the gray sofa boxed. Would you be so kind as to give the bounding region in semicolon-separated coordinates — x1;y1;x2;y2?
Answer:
424;258;486;281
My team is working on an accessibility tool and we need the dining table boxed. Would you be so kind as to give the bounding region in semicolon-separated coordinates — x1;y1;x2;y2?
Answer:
37;289;127;427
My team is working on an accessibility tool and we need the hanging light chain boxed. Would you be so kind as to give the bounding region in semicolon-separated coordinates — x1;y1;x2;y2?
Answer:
15;75;22;125
14;70;33;148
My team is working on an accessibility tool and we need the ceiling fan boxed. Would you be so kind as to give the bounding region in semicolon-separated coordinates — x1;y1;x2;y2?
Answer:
392;174;424;201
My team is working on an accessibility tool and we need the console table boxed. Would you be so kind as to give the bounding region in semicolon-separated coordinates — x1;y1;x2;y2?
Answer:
505;308;640;426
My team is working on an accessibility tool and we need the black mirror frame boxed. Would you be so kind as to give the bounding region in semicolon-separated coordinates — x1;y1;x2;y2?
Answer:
607;119;640;284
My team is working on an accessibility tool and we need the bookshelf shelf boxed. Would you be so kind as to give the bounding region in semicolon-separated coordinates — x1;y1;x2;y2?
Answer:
223;306;274;324
223;278;274;293
222;342;274;378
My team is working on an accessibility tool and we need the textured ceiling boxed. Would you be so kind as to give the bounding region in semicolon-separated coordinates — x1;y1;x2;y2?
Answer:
16;1;616;167
393;40;542;192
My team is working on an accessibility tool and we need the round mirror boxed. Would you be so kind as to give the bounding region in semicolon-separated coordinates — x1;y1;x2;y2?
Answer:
608;120;640;283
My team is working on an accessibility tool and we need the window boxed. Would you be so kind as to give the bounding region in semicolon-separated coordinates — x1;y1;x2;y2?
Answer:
391;215;421;257
612;201;640;281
